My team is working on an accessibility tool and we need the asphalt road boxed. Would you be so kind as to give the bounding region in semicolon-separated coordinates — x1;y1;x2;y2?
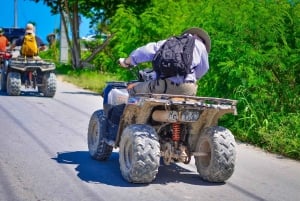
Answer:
0;79;299;201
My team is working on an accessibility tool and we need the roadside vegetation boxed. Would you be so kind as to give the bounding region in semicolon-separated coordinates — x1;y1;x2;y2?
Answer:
38;0;299;160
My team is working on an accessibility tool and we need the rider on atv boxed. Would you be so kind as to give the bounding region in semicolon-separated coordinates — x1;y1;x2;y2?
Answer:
9;23;46;59
119;27;211;96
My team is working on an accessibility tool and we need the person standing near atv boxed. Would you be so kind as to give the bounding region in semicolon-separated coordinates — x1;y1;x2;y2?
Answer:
0;28;10;52
9;23;46;58
119;27;211;96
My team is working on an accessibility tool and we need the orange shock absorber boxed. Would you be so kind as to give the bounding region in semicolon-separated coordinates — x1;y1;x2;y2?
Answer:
172;123;181;141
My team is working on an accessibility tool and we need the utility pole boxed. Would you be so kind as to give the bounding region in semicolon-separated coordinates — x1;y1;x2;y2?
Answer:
14;0;18;27
60;13;68;63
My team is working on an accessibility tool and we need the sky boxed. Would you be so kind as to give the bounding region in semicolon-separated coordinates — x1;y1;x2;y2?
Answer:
2;0;91;43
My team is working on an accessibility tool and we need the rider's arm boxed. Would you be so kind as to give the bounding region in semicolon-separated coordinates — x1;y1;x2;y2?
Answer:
9;44;16;51
6;38;10;47
36;36;47;51
129;39;166;65
120;39;166;68
193;39;209;80
9;37;22;51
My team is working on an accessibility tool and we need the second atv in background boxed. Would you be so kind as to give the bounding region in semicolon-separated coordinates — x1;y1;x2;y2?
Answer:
0;56;57;97
1;23;57;97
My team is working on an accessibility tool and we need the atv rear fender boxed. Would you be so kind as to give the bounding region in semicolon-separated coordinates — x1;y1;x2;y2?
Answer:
9;57;56;72
115;93;237;147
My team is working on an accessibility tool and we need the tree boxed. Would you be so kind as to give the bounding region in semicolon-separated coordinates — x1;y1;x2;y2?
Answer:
106;0;300;158
30;0;81;68
30;0;151;69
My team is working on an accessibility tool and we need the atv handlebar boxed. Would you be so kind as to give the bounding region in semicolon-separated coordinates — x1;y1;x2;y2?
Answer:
0;51;12;59
118;57;156;82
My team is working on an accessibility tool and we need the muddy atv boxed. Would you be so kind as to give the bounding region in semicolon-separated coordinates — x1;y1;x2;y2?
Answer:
87;69;238;183
0;56;57;97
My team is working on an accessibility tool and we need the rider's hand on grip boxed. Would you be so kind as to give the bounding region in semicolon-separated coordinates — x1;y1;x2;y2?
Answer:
119;58;130;68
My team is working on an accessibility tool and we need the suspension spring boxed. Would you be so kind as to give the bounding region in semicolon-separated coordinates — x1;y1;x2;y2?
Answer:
172;123;181;141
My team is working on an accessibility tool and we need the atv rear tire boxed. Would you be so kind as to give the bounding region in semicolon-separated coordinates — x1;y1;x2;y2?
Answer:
119;124;160;183
88;110;113;161
195;126;236;182
7;72;21;96
42;72;56;97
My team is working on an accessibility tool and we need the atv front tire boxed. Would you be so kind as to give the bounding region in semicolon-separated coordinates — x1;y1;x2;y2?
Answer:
42;72;56;97
7;72;21;96
195;126;236;182
119;124;160;183
88;110;113;161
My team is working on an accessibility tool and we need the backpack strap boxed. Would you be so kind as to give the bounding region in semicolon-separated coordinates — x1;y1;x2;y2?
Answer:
181;34;195;75
35;36;40;54
20;36;25;56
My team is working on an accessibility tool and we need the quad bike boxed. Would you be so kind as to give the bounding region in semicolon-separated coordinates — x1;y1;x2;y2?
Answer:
87;68;238;183
0;55;57;97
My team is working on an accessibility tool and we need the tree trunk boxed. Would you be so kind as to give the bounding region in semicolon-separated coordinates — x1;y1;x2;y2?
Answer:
70;1;81;68
63;0;82;69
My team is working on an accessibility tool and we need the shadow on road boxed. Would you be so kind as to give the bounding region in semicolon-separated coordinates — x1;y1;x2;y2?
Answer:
0;89;45;97
61;91;100;96
154;163;222;186
52;150;224;187
52;150;140;187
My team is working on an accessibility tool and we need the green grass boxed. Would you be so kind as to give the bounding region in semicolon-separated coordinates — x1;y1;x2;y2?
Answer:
56;64;121;93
